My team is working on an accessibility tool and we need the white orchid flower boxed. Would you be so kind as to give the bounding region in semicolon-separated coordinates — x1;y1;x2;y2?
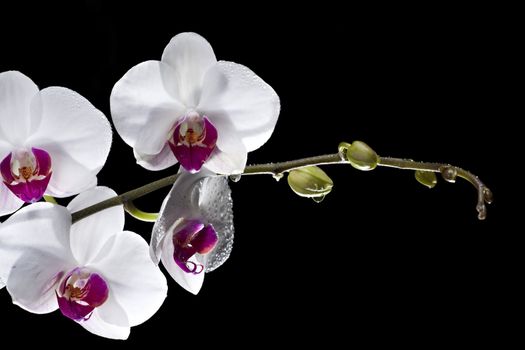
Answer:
0;71;112;216
111;32;280;174
0;187;167;340
151;170;233;294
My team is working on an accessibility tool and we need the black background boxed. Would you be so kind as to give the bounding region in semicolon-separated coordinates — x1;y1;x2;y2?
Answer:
0;1;510;347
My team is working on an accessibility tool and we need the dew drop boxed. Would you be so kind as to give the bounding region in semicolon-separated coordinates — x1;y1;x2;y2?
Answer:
312;195;325;203
229;174;242;183
273;173;284;181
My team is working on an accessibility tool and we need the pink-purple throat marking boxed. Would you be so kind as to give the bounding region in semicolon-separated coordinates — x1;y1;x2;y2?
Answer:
56;267;109;321
168;114;218;173
1;147;52;203
173;219;218;274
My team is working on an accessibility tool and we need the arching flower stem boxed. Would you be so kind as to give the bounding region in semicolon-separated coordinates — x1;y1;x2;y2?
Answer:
71;151;492;223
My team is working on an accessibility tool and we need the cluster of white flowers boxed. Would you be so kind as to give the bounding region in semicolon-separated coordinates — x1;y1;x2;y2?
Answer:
0;33;280;339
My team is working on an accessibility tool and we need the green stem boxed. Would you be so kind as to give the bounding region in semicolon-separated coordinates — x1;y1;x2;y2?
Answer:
124;201;159;222
72;174;179;223
71;152;492;223
378;157;493;220
43;195;57;204
242;153;345;175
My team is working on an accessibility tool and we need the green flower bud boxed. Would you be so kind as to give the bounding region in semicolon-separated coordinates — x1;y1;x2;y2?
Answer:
287;166;333;199
339;141;378;171
415;170;437;189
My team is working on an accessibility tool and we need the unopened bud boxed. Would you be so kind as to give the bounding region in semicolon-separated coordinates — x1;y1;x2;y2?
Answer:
339;141;378;171
415;170;437;189
287;166;333;199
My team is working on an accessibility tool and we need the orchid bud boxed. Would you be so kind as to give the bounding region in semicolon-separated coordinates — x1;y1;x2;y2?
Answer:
339;141;378;171
287;166;333;200
415;170;437;189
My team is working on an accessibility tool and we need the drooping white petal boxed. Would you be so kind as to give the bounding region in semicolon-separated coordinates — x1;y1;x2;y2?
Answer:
26;87;112;197
111;60;185;158
161;32;217;107
204;135;247;175
90;231;167;327
80;295;130;340
67;187;124;266
0;184;24;217
199;61;280;152
0;203;74;293
0;71;39;146
161;236;205;295
196;176;234;272
153;171;234;293
150;170;208;263
134;143;177;171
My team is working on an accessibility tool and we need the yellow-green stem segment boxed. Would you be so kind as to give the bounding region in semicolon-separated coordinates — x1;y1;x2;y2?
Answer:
43;195;57;204
124;201;159;222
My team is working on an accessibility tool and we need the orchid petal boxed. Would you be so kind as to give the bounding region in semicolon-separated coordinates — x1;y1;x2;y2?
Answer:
8;250;71;314
169;116;218;173
161;236;205;295
90;231;167;327
1;148;53;203
0;203;73;294
4;173;51;203
80;295;130;340
40;146;97;197
110;60;185;163
195;176;234;272
0;184;23;217
67;187;124;265
172;220;218;273
0;71;39;146
0;152;13;183
203;136;247;175
0;141;10;162
27;87;112;197
199;61;280;152
150;170;208;263
161;32;217;107
152;171;234;293
57;296;95;321
133;143;177;171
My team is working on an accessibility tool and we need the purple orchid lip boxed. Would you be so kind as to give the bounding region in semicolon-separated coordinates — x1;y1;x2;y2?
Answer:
1;147;52;203
56;267;109;322
172;219;218;274
168;115;218;173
